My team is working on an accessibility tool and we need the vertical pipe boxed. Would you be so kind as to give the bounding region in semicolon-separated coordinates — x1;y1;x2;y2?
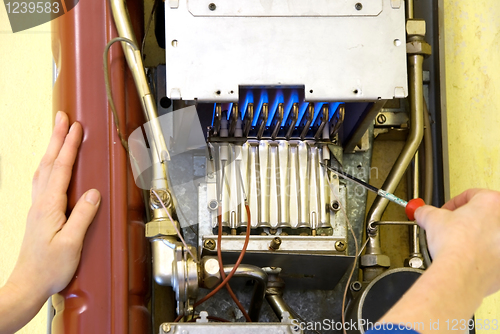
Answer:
363;54;425;279
410;153;421;257
407;0;414;19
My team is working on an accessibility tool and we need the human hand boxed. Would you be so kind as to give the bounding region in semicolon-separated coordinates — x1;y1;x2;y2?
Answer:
415;188;500;296
6;111;100;301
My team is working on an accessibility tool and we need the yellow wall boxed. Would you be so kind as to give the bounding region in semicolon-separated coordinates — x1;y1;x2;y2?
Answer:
0;8;52;334
1;0;500;333
443;0;500;329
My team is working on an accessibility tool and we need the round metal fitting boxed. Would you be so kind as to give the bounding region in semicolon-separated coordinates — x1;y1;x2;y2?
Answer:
376;114;387;124
408;257;424;269
355;2;363;10
269;237;282;251
203;239;216;250
208;200;218;211
335;240;347;252
331;200;340;211
161;323;171;333
351;281;362;292
150;189;172;210
208;2;216;10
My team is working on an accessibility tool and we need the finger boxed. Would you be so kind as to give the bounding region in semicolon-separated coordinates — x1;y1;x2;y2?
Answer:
414;205;447;230
32;111;70;199
60;189;101;246
46;122;83;196
441;188;485;211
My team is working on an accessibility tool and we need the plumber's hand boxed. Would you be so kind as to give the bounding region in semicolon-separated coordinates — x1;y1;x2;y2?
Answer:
6;111;100;302
415;188;500;297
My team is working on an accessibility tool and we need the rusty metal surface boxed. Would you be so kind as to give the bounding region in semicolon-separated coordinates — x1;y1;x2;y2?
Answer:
51;0;149;332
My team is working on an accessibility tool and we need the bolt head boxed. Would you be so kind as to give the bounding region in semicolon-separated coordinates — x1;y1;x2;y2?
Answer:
355;2;363;10
406;19;426;37
360;254;391;267
161;323;171;333
208;2;216;10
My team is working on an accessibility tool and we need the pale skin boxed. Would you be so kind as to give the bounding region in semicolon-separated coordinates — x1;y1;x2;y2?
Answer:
379;188;500;333
0;111;100;334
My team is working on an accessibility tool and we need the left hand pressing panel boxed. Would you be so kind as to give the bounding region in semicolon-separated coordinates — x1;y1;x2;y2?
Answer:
7;111;101;300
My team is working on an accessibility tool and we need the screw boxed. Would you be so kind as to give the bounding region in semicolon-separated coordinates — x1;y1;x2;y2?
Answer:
162;323;171;333
331;201;340;211
208;2;216;10
335;240;347;252
204;239;216;250
269;237;282;251
377;114;387;124
355;2;363;10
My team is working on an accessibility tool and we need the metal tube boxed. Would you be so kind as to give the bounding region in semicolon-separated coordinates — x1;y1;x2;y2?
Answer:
410;153;421;257
407;0;414;19
420;100;434;267
371;221;418;226
364;54;425;266
223;265;268;322
109;0;170;188
423;102;434;205
266;295;295;319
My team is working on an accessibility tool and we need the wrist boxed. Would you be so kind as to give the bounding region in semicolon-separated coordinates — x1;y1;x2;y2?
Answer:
434;250;488;300
6;266;51;307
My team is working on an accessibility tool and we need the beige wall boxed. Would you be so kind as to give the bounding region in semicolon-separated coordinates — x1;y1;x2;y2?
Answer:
443;0;500;330
0;8;52;334
0;0;499;333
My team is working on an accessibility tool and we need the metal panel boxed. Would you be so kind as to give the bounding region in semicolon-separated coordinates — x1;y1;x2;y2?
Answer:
206;140;344;230
164;0;408;102
187;0;382;17
51;0;150;332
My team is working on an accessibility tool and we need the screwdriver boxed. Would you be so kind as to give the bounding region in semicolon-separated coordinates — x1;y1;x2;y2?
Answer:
321;163;425;221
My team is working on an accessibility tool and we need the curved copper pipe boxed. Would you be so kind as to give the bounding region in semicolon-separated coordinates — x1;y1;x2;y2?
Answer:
364;54;425;265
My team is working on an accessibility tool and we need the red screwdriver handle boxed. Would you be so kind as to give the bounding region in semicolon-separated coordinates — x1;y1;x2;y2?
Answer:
405;198;426;221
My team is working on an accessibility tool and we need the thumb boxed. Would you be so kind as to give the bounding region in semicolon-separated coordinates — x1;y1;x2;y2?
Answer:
414;205;443;230
61;189;101;245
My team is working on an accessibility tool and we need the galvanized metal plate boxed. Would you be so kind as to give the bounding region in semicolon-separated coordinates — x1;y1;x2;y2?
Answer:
203;235;346;253
187;0;382;17
165;0;407;102
220;251;355;289
160;321;301;334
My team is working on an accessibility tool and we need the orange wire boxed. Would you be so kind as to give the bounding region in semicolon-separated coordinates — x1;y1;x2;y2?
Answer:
216;205;252;321
193;204;252;319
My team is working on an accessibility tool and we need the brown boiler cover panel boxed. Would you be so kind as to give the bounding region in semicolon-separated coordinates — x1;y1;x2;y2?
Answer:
51;0;150;333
